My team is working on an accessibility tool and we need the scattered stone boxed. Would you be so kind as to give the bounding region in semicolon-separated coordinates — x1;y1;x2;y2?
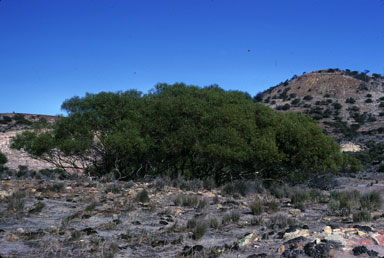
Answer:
323;226;332;234
277;244;285;254
284;229;310;241
7;234;19;242
238;232;258;247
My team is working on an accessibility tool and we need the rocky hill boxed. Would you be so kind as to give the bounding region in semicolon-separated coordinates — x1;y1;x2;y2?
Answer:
0;113;56;132
0;113;57;171
255;69;384;143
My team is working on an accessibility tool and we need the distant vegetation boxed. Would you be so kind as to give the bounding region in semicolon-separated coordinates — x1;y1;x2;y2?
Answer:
11;83;346;183
0;151;7;170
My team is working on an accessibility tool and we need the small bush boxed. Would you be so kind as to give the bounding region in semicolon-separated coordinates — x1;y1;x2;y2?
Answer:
213;195;219;204
47;182;65;193
250;200;264;215
186;218;197;229
197;198;208;210
353;211;371;222
203;177;216;190
269;183;288;199
329;190;360;216
360;191;382;211
29;202;45;213
267;200;280;213
346;97;356;104
333;102;342;110
268;215;299;229
303;95;313;101
61;216;73;227
222;211;241;225
182;195;199;207
249;216;263;226
105;183;121;194
174;194;206;209
7;191;26;213
222;180;250;197
209;217;219;229
70;230;82;241
192;221;208;240
135;190;150;203
85;201;98;211
154;176;169;190
288;188;311;205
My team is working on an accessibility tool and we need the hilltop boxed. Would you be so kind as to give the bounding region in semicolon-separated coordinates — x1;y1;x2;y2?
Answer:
255;69;384;142
0;113;57;132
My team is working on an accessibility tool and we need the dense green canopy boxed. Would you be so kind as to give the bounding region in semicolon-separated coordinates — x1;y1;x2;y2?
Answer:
12;83;344;183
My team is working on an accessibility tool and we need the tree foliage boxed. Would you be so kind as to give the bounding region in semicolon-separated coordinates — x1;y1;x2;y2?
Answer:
11;83;344;183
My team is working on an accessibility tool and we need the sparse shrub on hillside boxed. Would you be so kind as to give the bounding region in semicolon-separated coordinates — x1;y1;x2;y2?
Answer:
268;215;299;229
341;153;362;173
379;102;384;108
360;191;382;211
7;190;26;213
46;182;65;193
105;183;121;194
365;98;373;103
174;194;206;209
192;221;208;240
346;97;356;104
267;200;279;213
291;98;300;105
328;190;360;216
333;103;342;110
250;199;264;215
222;211;241;225
287;188;311;205
253;93;263;103
209;217;219;229
303;95;313;101
135;190;150;203
281;104;291;110
353;211;371;222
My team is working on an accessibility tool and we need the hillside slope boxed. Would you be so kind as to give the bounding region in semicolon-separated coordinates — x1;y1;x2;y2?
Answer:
255;69;384;142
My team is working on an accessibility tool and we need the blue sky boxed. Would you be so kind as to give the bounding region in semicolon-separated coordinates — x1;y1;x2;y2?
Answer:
1;0;384;115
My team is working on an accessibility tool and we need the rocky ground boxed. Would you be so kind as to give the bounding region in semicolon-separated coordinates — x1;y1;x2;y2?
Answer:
1;170;384;258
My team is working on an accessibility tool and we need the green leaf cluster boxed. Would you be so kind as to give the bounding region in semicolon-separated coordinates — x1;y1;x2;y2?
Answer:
11;83;343;183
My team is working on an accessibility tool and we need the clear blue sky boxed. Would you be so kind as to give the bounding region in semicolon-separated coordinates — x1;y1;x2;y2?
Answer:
1;0;384;115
